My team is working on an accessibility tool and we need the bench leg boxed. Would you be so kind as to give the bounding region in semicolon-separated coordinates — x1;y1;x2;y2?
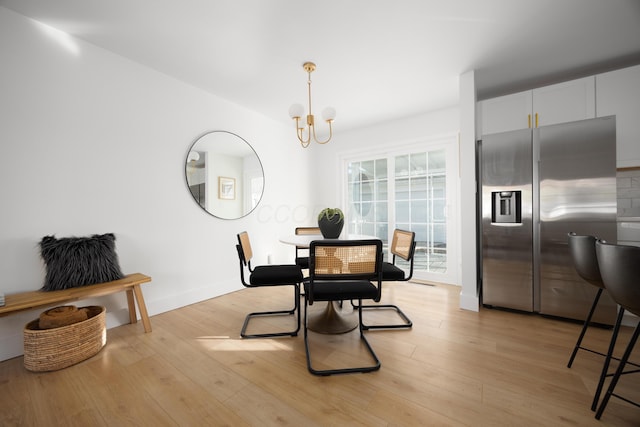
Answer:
126;289;137;325
132;284;152;333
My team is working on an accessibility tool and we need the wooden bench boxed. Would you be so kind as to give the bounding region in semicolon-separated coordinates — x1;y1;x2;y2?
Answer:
0;273;152;332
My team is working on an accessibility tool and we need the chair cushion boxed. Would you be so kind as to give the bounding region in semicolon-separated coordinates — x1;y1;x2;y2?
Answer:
250;264;303;285
304;280;378;302
295;256;310;269
381;262;406;281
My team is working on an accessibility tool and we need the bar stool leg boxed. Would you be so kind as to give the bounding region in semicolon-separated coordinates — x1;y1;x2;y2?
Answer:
591;307;625;411
595;323;640;419
568;288;603;368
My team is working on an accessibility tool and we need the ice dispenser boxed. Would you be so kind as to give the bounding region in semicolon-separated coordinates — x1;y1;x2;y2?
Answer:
492;191;522;224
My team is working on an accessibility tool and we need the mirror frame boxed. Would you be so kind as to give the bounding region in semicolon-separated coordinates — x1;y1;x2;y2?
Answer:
185;130;265;220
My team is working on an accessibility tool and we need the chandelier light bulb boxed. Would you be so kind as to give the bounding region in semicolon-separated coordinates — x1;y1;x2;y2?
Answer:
321;107;336;122
289;103;305;119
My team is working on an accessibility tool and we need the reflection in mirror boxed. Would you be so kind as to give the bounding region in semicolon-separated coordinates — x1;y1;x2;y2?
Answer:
185;131;264;219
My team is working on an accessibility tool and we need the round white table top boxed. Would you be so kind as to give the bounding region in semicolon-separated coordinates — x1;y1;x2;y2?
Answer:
279;234;379;248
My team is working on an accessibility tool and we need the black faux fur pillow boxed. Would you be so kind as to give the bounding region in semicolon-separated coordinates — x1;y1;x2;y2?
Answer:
39;233;124;291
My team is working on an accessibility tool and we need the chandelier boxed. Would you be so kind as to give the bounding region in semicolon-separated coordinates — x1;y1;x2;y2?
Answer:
288;62;336;148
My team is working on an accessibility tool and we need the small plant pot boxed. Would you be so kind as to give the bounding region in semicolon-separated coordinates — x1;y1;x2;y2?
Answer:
318;216;344;238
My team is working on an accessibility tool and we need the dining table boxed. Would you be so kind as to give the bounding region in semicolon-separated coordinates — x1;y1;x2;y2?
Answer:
279;233;377;248
279;233;380;334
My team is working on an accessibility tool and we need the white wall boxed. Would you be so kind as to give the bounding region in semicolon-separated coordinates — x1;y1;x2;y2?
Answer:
458;70;479;311
308;108;461;206
0;8;314;361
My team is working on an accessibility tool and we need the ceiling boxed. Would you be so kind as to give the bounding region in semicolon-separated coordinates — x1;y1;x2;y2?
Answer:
2;0;640;132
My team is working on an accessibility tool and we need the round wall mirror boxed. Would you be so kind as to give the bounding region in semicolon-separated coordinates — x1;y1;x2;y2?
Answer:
185;131;264;219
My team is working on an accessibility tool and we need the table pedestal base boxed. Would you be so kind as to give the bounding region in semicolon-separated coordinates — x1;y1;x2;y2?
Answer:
307;301;358;334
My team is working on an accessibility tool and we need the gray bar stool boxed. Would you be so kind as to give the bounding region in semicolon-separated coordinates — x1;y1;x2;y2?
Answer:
566;232;613;410
567;233;606;368
567;232;640;411
594;239;640;420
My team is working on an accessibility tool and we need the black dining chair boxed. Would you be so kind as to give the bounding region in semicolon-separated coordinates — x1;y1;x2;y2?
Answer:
235;231;303;338
353;229;415;330
304;239;383;376
594;239;640;420
294;226;320;270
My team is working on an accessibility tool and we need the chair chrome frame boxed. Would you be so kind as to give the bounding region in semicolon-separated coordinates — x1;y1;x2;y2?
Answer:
354;229;415;330
304;239;383;376
236;231;302;339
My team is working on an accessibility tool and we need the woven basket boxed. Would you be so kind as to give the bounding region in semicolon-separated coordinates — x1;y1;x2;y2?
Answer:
23;306;106;372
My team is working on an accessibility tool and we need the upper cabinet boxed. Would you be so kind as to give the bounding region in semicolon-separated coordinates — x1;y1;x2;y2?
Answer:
533;77;596;127
478;90;531;135
478;76;595;135
596;65;640;168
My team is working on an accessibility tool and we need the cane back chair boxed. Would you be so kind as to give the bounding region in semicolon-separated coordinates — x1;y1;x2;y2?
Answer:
294;226;321;269
304;239;383;376
354;229;415;330
236;231;303;338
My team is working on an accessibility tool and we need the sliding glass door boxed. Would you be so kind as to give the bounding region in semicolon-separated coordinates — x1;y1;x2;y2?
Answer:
345;138;457;284
348;158;388;240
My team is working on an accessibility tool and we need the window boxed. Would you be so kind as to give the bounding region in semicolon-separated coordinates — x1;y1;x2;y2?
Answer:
348;158;388;240
344;138;457;284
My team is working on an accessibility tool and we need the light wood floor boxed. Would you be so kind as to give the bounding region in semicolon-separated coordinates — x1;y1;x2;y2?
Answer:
1;281;638;426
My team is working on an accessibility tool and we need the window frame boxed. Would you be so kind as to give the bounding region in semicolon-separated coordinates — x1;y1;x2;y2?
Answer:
339;135;459;285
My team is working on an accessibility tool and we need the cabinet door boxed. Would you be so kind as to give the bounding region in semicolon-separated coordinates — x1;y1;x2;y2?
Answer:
596;65;640;168
533;76;595;127
479;90;532;135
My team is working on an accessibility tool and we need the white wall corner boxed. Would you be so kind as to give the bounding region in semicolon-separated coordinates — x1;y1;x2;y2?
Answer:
459;290;480;312
458;69;479;311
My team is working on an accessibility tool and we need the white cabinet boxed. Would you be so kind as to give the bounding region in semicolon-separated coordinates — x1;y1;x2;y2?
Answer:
533;77;596;127
478;90;531;135
478;76;596;135
596;65;640;168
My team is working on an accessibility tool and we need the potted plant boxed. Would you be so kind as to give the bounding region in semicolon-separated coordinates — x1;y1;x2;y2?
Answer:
317;208;344;238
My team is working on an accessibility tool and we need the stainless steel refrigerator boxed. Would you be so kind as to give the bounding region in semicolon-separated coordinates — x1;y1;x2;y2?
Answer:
479;116;617;324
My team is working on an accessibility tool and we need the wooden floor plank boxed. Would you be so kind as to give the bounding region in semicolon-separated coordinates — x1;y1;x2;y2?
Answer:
0;281;638;426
